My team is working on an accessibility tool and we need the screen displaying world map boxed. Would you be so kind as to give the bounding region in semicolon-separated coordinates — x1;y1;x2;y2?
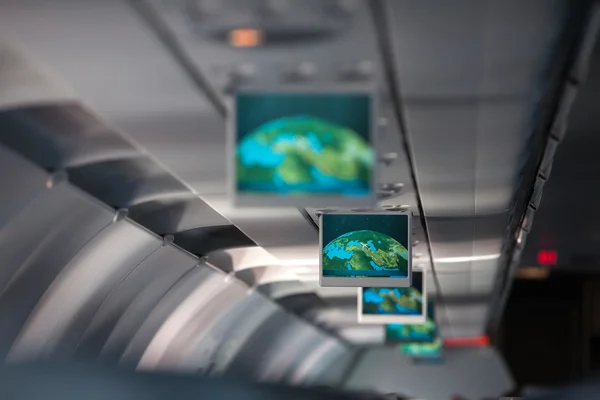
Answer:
234;91;375;200
321;213;410;279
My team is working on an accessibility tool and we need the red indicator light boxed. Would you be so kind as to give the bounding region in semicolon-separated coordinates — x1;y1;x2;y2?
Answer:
443;335;489;348
537;250;558;266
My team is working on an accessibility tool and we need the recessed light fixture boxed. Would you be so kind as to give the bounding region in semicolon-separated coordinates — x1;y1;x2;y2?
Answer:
228;28;264;48
434;254;501;263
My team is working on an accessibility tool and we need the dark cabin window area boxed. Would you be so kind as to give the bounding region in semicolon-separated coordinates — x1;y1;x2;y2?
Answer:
497;275;585;387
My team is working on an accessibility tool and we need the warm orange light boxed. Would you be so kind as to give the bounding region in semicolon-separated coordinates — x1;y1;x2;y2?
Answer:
443;335;489;348
228;28;263;48
515;267;549;279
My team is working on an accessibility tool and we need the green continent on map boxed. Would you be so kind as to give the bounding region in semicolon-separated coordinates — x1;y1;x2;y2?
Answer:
362;287;422;314
236;116;374;194
322;229;409;277
401;338;442;356
381;288;420;311
389;319;436;337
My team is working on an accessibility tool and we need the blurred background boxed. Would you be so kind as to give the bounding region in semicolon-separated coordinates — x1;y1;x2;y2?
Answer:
0;0;599;399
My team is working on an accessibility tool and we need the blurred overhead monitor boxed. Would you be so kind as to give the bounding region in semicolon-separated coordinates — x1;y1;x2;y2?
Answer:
320;211;412;287
401;337;443;362
386;301;436;343
357;269;426;324
229;85;377;207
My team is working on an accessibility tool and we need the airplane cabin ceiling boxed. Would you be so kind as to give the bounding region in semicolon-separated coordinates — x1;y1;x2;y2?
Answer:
0;0;598;353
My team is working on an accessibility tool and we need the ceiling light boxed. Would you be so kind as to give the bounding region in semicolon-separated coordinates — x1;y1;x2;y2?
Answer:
228;28;263;48
434;254;501;263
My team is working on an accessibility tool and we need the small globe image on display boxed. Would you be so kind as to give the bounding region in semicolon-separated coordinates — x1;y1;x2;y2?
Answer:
236;116;374;196
401;338;442;357
322;230;409;278
387;318;436;342
362;287;422;315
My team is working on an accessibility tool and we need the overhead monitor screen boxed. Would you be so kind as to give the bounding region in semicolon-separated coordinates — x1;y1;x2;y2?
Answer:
320;211;412;287
230;86;377;207
386;301;436;343
400;337;443;360
357;269;426;324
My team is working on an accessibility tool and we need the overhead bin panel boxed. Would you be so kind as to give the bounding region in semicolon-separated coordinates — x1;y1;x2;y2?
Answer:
118;265;222;367
226;308;324;380
75;243;197;360
265;328;332;384
211;292;281;375
9;217;163;361
0;180;114;360
0;146;48;228
145;279;249;372
288;339;351;386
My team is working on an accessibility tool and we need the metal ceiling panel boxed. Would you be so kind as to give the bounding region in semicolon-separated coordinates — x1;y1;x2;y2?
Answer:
0;35;76;109
386;0;565;97
437;272;470;296
403;103;532;215
444;303;489;327
448;326;487;337
471;271;498;295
